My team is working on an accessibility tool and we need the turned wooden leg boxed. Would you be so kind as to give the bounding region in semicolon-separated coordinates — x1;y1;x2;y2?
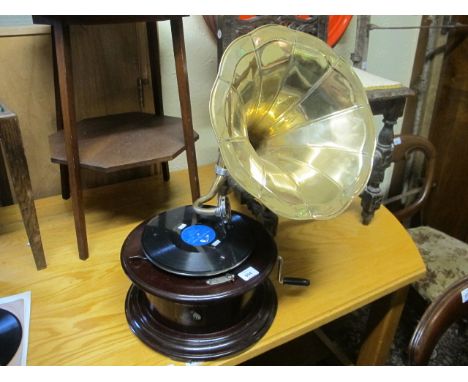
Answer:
52;21;89;260
0;106;47;270
170;17;200;202
361;95;409;225
360;117;396;224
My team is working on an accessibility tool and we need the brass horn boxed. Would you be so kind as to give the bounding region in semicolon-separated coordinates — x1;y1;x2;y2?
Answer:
206;25;376;220
121;25;378;362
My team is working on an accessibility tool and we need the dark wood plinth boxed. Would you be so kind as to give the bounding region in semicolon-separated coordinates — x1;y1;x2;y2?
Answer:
49;112;199;172
125;281;277;362
121;213;278;361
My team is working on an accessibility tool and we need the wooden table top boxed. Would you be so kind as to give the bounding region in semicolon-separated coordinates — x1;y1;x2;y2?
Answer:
0;164;425;365
32;16;185;26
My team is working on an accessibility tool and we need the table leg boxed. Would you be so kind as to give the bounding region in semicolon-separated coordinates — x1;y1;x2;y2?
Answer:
360;117;396;224
170;17;200;202
51;27;71;200
0;142;13;205
52;22;89;260
361;95;409;225
146;21;170;183
0;109;47;270
356;286;409;365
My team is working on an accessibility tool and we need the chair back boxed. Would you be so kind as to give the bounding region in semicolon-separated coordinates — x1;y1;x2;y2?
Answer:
408;275;468;365
386;134;436;222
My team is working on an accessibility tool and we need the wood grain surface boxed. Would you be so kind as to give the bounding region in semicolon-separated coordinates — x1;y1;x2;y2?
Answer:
0;30;60;199
0;109;47;270
48;113;199;172
0;23;166;198
0;164;425;365
425;16;468;243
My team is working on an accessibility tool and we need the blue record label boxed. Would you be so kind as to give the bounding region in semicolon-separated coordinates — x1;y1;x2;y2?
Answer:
180;224;217;246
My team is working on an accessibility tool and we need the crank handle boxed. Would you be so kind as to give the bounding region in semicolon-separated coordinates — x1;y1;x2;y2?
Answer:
277;256;310;286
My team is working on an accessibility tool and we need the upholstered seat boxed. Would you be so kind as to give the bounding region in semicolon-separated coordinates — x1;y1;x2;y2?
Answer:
384;135;468;364
408;226;468;303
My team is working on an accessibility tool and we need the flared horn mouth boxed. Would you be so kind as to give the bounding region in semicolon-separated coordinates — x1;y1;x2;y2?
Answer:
210;25;376;220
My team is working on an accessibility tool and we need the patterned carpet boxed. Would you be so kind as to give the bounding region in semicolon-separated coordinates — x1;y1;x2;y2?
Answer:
245;288;468;366
321;292;468;366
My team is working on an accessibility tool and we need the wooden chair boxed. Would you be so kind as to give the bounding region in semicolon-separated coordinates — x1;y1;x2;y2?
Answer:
385;134;468;305
0;103;46;270
408;275;468;365
384;134;436;224
384;135;468;363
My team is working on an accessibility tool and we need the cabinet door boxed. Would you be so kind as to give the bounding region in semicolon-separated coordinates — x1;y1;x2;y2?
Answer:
70;22;145;120
70;22;159;189
424;15;468;243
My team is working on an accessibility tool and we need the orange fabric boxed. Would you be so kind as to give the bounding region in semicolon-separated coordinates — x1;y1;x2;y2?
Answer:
237;15;352;46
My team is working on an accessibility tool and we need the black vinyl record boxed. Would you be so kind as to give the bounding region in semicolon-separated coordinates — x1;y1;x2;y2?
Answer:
141;205;256;277
0;308;22;366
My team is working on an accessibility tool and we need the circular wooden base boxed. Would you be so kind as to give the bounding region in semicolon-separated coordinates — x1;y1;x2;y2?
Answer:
125;280;277;362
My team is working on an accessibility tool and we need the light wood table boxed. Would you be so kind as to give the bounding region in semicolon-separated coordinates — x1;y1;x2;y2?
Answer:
0;164;425;365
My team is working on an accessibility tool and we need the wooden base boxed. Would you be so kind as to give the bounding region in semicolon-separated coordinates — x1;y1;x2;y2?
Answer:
125;281;277;362
120;209;279;362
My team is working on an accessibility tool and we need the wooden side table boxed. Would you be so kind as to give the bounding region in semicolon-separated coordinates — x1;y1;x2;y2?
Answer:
0;104;46;270
354;69;416;225
32;16;200;261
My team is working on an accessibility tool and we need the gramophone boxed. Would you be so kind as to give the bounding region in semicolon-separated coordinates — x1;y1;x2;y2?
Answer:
121;25;376;362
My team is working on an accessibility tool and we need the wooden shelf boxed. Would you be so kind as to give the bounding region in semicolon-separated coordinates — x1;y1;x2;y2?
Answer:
48;112;199;173
36;15;200;261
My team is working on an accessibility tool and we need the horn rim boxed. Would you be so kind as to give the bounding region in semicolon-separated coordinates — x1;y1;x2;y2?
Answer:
210;25;376;220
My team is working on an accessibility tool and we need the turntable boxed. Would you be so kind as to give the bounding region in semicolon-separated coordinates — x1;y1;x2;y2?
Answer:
121;25;376;362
